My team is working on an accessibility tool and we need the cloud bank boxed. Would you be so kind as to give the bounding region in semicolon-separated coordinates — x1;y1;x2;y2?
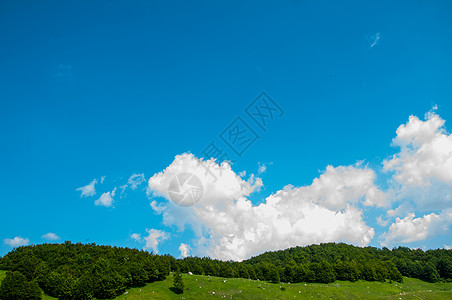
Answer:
144;109;452;260
381;109;452;245
147;153;386;261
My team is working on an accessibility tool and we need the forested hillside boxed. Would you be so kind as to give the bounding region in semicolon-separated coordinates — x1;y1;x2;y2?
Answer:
0;242;451;299
179;243;452;284
244;243;452;283
0;242;173;299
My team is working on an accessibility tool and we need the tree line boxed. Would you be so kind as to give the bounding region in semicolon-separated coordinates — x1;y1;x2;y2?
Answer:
242;243;452;283
0;241;172;299
0;242;451;299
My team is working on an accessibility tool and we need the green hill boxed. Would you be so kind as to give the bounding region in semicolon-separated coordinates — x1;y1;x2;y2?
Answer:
2;270;452;299
1;242;452;299
114;273;452;300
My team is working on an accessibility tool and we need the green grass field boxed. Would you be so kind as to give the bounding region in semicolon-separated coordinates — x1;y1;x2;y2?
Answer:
1;270;452;299
115;274;452;300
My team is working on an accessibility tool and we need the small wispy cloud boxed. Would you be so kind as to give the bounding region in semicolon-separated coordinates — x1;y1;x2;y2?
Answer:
130;233;142;241
131;229;168;254
94;188;116;207
128;173;145;190
258;163;267;174
76;179;98;197
42;232;60;241
77;176;106;198
376;216;389;227
150;200;167;214
258;162;273;175
4;236;29;247
369;32;381;48
120;173;146;195
143;229;168;254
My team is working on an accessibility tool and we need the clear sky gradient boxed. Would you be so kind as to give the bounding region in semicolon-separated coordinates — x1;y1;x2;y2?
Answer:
1;0;452;258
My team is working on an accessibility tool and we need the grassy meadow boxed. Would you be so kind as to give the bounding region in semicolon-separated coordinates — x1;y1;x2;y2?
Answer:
114;274;452;300
1;270;452;299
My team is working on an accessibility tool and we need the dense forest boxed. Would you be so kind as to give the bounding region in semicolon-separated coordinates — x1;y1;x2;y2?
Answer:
0;242;173;299
0;242;451;299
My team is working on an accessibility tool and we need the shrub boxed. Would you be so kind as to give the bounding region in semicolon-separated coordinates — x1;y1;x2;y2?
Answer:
172;270;184;294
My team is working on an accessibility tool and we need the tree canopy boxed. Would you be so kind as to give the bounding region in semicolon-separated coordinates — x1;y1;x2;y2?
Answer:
0;242;451;299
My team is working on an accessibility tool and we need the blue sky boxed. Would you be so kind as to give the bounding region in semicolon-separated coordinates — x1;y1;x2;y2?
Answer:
1;0;452;259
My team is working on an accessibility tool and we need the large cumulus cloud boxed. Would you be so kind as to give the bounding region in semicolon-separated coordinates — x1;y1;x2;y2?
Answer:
144;109;452;259
382;109;452;244
148;154;383;261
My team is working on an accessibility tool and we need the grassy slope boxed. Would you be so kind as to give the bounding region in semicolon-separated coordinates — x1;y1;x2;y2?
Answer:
115;274;452;300
1;270;451;299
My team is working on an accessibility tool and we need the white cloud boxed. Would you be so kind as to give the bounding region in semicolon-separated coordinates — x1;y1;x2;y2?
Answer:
76;179;97;197
42;232;60;241
258;162;273;175
376;216;389;227
179;243;190;258
148;154;263;209
384;110;452;211
384;110;452;186
445;244;452;250
381;212;451;245
308;164;388;209
143;229;168;254
130;233;142;241
120;174;146;195
258;163;267;175
370;32;381;48
4;236;29;247
100;176;106;184
119;184;128;194
150;200;167;214
131;229;168;253
128;173;146;190
94;188;116;207
387;202;414;217
139;110;452;259
378;110;452;247
148;153;383;261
